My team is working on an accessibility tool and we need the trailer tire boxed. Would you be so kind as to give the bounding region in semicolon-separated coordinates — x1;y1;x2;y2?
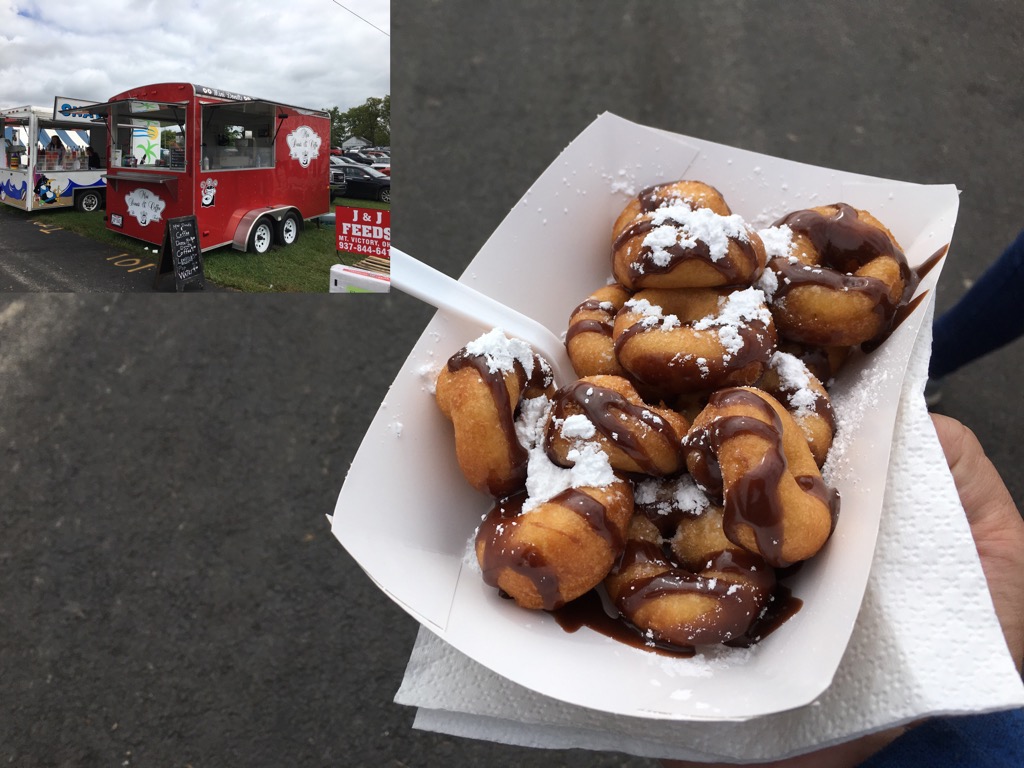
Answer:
248;217;275;254
276;212;301;246
75;190;104;213
378;187;390;204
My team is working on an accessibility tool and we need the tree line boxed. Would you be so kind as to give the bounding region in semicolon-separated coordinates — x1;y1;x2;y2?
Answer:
326;95;390;148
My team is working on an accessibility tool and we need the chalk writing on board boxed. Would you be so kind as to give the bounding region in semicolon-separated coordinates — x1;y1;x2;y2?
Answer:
154;215;205;291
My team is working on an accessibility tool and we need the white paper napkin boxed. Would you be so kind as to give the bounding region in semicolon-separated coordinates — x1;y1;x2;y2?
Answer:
395;298;1024;763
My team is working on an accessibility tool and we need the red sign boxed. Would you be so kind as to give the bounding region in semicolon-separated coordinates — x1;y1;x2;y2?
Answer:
336;206;391;258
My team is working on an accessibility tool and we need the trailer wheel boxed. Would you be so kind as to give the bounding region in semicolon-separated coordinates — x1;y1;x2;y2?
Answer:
75;190;103;213
248;217;275;254
378;187;390;204
276;212;301;246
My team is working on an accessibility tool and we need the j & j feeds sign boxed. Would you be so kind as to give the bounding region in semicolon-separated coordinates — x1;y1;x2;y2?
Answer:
336;207;390;258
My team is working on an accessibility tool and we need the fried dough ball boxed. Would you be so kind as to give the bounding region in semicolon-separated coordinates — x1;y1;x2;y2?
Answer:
683;387;839;568
613;287;777;394
605;479;775;648
544;375;689;477
475;481;634;611
758;204;916;347
435;330;555;497
565;284;633;378
612;182;766;291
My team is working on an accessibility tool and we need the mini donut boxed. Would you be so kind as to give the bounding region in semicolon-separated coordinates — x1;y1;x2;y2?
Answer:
758;204;917;347
544;375;689;477
612;184;766;290
475;480;634;610
435;329;555;497
756;351;835;467
683;387;839;567
604;480;776;649
565;284;633;378
613;287;777;394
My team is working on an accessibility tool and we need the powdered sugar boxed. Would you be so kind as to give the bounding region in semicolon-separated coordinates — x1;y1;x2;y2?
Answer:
770;351;819;416
692;287;773;355
624;297;681;331
559;413;597;440
645;204;751;264
755;264;780;300
758;224;795;261
464;328;538;379
514;395;617;512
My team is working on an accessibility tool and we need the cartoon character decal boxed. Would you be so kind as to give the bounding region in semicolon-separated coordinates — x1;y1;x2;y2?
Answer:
34;173;60;205
124;187;166;226
286;125;322;168
200;178;217;207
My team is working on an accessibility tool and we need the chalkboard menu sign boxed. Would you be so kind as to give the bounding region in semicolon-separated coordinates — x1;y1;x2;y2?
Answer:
154;215;205;291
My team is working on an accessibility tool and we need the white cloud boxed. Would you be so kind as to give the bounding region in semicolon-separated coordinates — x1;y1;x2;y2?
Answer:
0;0;390;112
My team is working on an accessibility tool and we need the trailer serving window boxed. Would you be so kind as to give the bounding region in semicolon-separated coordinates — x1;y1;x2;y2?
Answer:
200;101;277;170
4;115;100;171
109;100;187;170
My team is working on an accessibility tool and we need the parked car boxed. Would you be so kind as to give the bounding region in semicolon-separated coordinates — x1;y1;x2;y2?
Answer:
342;150;375;165
371;161;391;176
330;164;390;203
330;155;361;168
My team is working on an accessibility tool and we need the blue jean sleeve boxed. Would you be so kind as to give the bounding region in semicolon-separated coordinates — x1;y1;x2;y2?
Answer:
859;708;1024;767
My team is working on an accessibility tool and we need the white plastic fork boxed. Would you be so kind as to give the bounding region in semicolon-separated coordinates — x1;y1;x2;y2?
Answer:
389;246;576;386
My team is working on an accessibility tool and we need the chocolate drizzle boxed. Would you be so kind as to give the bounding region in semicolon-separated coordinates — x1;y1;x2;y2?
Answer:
773;203;911;280
915;243;948;281
860;243;949;353
684;388;840;567
638;183;700;214
767;204;920;347
476;488;620;611
551;589;698;657
544;380;685;475
565;298;615;344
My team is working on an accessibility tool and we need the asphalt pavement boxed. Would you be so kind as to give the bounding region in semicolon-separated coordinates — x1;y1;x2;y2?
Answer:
3;2;1024;766
0;211;219;292
0;211;159;292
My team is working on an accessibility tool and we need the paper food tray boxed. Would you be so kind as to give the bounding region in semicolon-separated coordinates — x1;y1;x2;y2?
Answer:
331;113;959;720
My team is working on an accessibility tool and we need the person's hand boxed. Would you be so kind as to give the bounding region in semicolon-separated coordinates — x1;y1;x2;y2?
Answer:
931;413;1024;672
663;414;1024;768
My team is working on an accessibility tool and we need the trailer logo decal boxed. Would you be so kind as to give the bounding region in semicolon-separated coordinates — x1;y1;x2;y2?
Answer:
286;125;322;168
200;178;218;208
125;188;167;226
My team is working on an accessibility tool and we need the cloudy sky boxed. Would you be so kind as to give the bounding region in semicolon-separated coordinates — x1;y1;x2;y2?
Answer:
0;0;389;112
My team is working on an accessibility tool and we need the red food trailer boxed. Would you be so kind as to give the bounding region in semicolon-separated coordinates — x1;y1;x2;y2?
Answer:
89;83;330;253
